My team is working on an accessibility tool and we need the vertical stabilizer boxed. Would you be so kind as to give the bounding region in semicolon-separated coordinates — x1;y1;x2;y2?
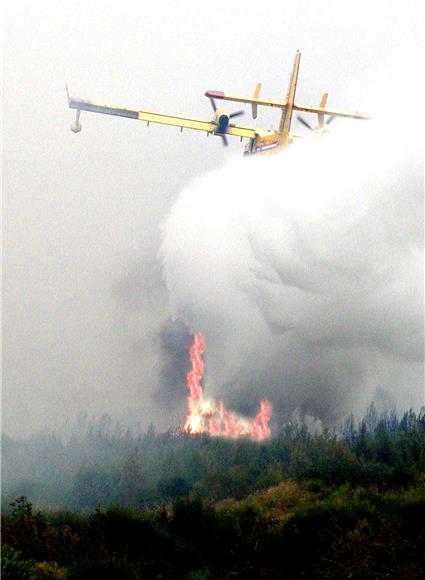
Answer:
278;50;301;145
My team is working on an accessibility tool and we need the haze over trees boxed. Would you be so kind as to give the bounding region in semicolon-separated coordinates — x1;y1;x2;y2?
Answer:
2;406;424;511
2;406;425;578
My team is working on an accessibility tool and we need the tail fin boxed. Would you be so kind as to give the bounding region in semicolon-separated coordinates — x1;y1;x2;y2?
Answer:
278;50;301;145
252;83;261;119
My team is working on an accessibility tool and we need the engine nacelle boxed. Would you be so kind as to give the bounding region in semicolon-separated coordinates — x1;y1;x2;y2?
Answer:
214;109;230;132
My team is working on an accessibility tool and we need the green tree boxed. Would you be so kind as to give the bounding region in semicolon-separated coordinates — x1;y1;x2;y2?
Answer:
1;545;36;580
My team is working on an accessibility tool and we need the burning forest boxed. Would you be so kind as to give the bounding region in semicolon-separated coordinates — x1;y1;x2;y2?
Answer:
182;333;272;441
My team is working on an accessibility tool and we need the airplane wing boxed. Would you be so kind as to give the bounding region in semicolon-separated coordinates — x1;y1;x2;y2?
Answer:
205;90;287;111
205;92;370;121
293;103;370;120
67;93;260;139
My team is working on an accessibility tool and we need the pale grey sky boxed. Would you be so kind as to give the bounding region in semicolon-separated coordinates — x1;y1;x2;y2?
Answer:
3;0;423;438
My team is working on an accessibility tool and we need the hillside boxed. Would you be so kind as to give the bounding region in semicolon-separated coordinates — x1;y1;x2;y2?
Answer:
2;407;425;578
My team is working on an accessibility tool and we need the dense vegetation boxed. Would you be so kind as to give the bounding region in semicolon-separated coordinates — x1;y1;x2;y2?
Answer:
3;406;425;511
2;406;425;578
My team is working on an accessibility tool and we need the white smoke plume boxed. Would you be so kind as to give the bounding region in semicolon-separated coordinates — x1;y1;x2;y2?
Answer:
161;111;423;424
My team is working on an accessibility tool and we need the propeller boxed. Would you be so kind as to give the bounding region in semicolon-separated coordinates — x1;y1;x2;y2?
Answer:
297;115;314;131
208;96;244;119
297;114;335;131
229;110;244;119
208;97;244;147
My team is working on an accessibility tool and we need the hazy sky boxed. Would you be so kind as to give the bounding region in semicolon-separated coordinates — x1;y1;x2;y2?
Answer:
3;0;424;438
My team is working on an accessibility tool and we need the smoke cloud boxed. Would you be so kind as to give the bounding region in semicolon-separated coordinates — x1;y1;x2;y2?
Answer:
161;114;423;425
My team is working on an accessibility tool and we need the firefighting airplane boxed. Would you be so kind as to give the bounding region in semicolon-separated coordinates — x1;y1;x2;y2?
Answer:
67;51;369;155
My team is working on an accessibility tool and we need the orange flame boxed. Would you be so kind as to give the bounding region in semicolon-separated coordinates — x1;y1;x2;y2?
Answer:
183;333;272;441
